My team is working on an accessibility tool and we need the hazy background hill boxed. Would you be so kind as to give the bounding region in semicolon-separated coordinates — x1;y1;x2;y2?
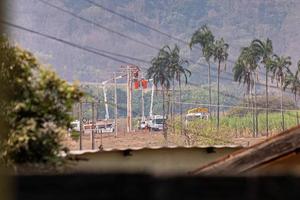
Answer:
7;0;300;84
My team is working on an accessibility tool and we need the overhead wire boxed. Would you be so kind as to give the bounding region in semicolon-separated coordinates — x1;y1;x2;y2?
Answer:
169;100;300;112
35;0;237;78
3;4;299;132
35;0;160;50
0;20;139;66
3;18;295;98
82;0;269;77
3;1;297;97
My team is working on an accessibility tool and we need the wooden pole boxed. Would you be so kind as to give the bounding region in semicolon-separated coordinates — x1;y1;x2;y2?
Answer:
266;71;269;136
79;101;83;150
91;101;95;150
126;66;130;132
114;72;118;137
280;77;285;131
129;69;133;131
141;84;145;122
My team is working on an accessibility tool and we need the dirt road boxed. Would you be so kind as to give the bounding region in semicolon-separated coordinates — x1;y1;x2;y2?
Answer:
64;130;167;151
63;129;267;151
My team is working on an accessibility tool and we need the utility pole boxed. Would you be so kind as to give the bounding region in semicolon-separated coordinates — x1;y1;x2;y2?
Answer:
149;82;155;118
141;85;145;122
79;101;83;150
91;101;95;150
103;83;109;120
126;66;130;132
126;66;133;132
114;72;118;137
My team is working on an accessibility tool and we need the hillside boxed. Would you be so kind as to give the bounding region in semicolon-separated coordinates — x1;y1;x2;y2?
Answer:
8;0;300;85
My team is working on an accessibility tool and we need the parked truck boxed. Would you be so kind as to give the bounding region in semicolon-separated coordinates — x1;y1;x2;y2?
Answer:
147;115;166;131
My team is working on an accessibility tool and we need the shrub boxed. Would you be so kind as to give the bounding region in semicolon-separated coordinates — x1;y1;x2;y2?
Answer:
0;36;83;166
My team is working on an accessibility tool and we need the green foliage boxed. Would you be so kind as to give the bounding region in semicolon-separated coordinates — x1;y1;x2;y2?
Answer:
70;131;80;141
189;24;215;63
227;95;297;116
213;38;229;66
284;63;300;100
0;36;83;166
233;45;260;94
170;111;300;145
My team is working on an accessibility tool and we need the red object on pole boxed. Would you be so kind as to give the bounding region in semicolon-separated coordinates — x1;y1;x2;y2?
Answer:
134;80;140;89
133;71;139;78
141;79;148;89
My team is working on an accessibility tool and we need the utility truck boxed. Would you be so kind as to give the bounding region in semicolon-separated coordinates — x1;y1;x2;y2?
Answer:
148;115;166;131
185;107;209;126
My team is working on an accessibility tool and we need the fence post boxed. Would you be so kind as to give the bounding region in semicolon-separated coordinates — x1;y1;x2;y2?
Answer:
79;101;83;150
91;101;95;150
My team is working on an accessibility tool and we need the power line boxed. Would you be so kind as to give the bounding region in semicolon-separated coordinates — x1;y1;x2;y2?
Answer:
1;19;293;96
170;100;299;112
0;20;137;66
35;0;236;77
83;0;185;44
82;0;271;78
190;67;295;94
85;46;150;64
83;0;235;75
38;0;265;84
35;0;160;50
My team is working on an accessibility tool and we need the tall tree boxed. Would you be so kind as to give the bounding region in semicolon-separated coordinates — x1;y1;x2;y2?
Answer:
233;46;260;136
213;38;229;131
284;62;300;125
270;55;291;131
168;45;191;134
189;25;215;118
251;38;273;136
147;46;172;140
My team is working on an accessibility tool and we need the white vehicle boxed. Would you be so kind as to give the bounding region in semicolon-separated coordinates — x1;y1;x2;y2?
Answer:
96;123;114;133
139;121;147;129
148;115;166;131
70;120;80;132
82;121;115;134
185;112;209;121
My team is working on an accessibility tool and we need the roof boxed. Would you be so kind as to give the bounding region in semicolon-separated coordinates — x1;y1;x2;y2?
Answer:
190;125;300;175
69;144;242;155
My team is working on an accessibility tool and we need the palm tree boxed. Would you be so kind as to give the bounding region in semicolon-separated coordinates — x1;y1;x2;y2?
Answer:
233;46;260;136
189;25;215;118
213;38;229;131
168;45;191;134
284;62;300;125
251;38;273;136
147;47;172;140
270;55;291;131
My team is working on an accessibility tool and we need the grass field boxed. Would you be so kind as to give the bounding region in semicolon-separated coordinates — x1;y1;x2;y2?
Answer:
169;111;300;145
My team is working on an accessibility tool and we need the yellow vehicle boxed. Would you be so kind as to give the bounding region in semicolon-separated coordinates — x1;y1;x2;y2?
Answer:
185;107;209;126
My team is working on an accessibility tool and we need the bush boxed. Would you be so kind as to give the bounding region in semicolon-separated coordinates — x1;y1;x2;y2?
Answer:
70;131;80;141
0;36;83;166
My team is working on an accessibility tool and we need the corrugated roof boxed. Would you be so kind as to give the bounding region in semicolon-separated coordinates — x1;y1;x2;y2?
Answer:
190;125;300;175
69;144;242;155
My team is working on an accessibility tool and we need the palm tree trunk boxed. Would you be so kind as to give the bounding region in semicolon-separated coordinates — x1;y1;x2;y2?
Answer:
167;91;170;122
208;61;212;119
280;77;285;131
254;76;258;137
179;77;183;135
172;79;175;133
295;93;299;126
217;60;221;132
162;87;167;142
265;71;269;136
250;89;255;138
